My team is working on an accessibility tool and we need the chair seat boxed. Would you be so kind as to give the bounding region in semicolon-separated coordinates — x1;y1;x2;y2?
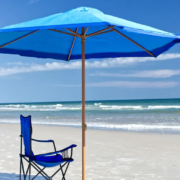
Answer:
32;154;74;168
35;154;63;162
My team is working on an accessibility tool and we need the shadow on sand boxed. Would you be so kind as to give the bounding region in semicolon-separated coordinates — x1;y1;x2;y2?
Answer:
0;173;44;180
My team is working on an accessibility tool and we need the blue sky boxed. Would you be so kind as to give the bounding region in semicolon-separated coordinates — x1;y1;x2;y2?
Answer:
0;0;180;103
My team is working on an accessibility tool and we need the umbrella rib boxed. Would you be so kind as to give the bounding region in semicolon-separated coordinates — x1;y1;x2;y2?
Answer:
86;26;115;38
85;27;89;35
87;29;114;37
0;30;39;49
50;29;76;37
65;28;81;37
67;28;79;60
111;27;155;57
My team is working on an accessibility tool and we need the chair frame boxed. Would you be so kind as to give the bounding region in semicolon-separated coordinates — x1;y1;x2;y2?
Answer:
19;119;76;180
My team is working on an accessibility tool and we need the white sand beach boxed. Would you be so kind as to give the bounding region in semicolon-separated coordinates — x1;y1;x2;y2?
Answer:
0;123;180;180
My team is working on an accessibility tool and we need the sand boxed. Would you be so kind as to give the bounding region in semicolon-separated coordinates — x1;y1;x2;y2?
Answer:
0;123;180;180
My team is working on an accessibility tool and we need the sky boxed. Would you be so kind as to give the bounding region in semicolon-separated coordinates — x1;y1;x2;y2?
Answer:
0;0;180;103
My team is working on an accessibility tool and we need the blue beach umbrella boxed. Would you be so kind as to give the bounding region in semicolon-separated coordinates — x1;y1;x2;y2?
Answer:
0;7;179;180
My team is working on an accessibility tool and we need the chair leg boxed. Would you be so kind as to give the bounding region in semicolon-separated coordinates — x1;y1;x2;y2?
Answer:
65;163;70;180
31;161;50;179
20;156;26;180
22;157;72;180
29;161;31;180
60;165;65;180
59;165;64;180
23;157;50;180
19;157;22;180
31;167;46;180
21;159;26;180
50;162;68;180
25;163;30;180
60;163;70;180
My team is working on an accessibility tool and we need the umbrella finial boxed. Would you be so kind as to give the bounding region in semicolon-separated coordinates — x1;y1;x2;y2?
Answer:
81;7;89;12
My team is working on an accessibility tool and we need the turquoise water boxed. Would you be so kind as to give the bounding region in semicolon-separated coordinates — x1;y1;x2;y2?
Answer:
1;98;180;133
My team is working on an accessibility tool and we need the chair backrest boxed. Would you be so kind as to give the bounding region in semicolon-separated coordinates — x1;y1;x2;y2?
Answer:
20;115;33;157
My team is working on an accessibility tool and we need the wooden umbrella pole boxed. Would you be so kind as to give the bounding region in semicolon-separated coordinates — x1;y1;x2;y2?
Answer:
81;27;86;180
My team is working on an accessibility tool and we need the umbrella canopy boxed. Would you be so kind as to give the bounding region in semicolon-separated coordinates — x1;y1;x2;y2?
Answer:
0;7;180;60
0;7;179;180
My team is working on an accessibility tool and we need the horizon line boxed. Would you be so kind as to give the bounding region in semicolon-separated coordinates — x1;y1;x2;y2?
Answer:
0;97;180;104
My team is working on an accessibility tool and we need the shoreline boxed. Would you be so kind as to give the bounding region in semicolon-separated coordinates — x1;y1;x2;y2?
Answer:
1;121;180;135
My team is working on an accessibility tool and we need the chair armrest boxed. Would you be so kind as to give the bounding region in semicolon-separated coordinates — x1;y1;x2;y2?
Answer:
32;138;57;152
35;144;77;157
31;138;54;143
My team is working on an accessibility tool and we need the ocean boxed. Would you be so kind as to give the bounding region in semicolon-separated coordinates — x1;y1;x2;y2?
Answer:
1;98;180;134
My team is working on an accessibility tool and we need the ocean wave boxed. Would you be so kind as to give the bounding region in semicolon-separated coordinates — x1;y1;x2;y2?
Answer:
100;105;180;110
0;104;81;111
0;107;81;111
148;105;180;109
1;103;180;111
94;103;102;106
1;119;180;132
100;105;143;110
84;123;180;131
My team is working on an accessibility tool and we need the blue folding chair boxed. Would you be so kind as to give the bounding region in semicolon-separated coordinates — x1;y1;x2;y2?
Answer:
19;115;77;180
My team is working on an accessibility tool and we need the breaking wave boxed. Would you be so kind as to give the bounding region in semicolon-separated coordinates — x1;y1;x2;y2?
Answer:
0;118;180;133
1;103;180;111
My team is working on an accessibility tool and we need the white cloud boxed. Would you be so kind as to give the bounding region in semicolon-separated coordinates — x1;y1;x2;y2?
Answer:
57;81;179;88
90;69;180;78
0;53;180;77
85;53;180;68
0;61;81;76
87;81;179;88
